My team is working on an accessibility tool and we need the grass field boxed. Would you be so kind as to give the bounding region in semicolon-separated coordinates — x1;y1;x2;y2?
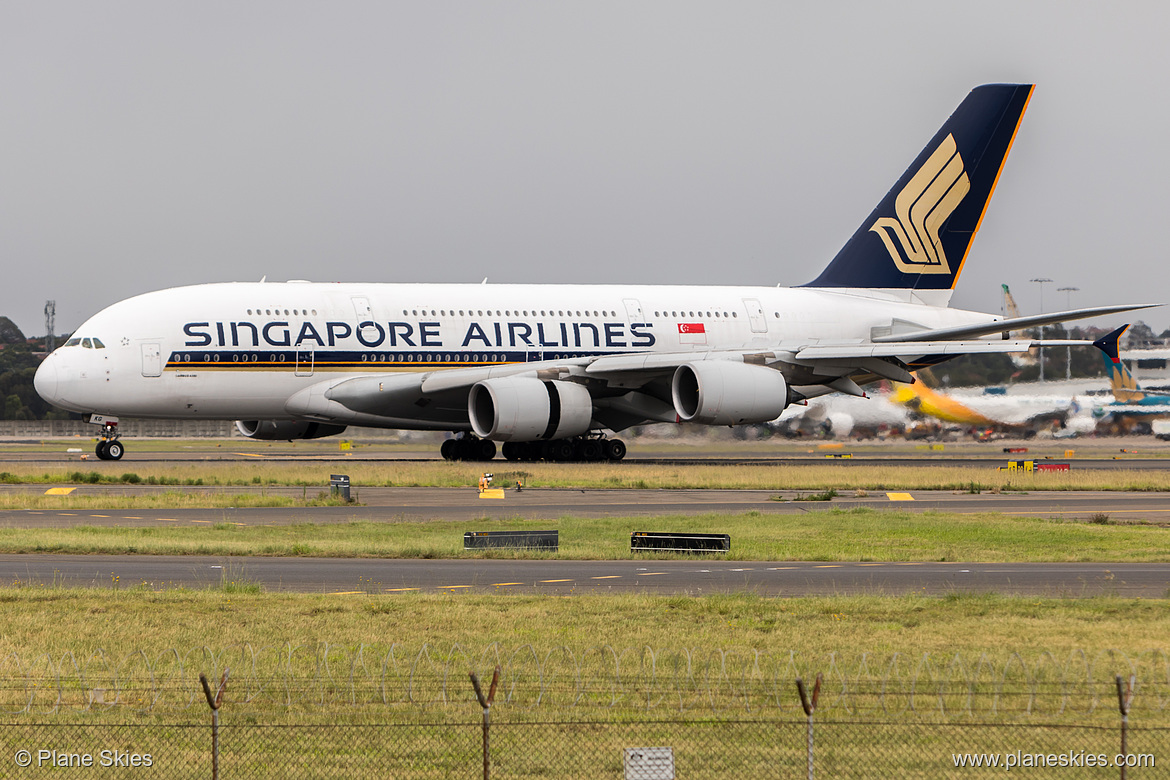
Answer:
0;508;1167;562
1;588;1165;674
4;460;1170;492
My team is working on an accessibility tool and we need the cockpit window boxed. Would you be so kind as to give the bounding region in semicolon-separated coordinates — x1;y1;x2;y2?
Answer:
82;338;93;349
65;338;82;347
92;338;106;349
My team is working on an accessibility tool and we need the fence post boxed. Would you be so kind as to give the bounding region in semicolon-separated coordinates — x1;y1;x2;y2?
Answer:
470;666;501;780
200;669;230;780
1116;674;1134;780
796;673;822;780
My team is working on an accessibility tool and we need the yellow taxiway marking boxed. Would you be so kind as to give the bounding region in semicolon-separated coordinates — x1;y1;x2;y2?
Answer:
814;565;841;568
439;584;472;589
330;591;363;595
896;562;923;566
234;452;266;457
44;488;75;496
886;492;915;501
385;587;419;592
637;572;667;576
858;563;884;567
124;516;143;520
160;518;179;522
91;514;111;518
767;567;797;570
191;519;213;524
492;582;523;587
591;575;622;579
540;579;573;583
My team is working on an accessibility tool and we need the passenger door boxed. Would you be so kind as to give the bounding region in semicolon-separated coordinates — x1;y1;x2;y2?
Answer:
141;343;162;377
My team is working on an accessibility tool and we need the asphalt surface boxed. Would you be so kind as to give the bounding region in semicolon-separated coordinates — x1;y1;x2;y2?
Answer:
1;555;1163;597
3;444;1169;596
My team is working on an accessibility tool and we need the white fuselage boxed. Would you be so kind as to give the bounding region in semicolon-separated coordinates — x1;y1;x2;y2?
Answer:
35;281;998;428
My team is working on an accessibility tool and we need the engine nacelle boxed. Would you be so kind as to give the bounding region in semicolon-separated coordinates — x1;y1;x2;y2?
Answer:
235;420;348;441
468;377;593;441
671;361;789;425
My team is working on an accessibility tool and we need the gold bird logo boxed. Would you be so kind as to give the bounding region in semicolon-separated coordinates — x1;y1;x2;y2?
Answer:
870;133;970;275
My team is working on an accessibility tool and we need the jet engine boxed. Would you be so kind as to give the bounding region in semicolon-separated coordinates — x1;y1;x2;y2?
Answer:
671;362;789;425
468;377;593;441
235;420;348;441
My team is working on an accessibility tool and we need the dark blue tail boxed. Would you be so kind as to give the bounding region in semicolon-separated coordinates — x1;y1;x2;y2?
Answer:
803;84;1034;295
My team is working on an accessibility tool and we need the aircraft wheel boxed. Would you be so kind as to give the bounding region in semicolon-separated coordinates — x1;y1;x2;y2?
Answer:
440;439;457;461
604;439;627;461
579;440;603;461
502;442;522;461
105;441;125;461
95;441;110;460
549;440;575;462
477;439;497;461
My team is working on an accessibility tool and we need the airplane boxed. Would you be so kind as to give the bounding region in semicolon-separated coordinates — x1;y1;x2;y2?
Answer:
1092;325;1170;433
887;372;1095;439
772;384;910;438
34;84;1157;462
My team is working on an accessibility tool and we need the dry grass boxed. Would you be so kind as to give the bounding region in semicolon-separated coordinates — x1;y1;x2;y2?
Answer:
4;461;1170;491
0;588;1166;663
1;508;1168;561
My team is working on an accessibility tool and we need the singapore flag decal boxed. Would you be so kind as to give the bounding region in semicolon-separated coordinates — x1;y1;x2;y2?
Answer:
678;322;706;345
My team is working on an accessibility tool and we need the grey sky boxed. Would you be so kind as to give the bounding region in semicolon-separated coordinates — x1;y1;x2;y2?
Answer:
2;1;1167;337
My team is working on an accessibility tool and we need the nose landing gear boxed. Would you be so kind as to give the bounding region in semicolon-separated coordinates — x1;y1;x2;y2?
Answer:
92;417;124;461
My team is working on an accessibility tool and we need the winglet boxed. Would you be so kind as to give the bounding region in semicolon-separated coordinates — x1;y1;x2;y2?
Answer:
1092;325;1129;364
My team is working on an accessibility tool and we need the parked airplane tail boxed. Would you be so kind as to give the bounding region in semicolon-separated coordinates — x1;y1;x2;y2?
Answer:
1094;325;1147;402
802;84;1034;302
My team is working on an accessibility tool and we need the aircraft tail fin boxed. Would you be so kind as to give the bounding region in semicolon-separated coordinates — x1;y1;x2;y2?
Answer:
1094;325;1146;402
802;84;1034;305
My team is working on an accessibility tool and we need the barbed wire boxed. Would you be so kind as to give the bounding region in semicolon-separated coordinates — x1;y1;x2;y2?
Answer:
0;644;1164;717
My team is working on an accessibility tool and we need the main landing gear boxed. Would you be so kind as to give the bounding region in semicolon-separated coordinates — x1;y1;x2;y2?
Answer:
439;434;627;462
500;436;626;463
440;435;497;462
94;422;124;461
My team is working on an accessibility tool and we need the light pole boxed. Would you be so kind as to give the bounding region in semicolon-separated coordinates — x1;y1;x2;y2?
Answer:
1030;278;1052;382
1058;286;1079;381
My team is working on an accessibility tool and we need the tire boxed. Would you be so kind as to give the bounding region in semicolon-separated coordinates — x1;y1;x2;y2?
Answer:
105;441;125;460
440;439;457;461
604;439;627;461
550;440;575;462
95;441;110;460
579;440;602;461
477;439;497;461
502;442;522;461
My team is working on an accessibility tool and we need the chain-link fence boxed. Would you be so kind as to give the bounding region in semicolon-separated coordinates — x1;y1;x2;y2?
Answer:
0;645;1167;777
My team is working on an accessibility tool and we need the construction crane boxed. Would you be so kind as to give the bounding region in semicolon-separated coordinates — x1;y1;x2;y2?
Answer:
44;300;56;353
1001;284;1037;367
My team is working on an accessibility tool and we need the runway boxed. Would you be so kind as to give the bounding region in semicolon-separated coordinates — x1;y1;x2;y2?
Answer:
5;485;1170;525
3;442;1168;598
0;554;1163;596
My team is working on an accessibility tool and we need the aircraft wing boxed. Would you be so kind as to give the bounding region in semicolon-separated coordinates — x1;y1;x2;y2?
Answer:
871;303;1160;343
288;334;1114;430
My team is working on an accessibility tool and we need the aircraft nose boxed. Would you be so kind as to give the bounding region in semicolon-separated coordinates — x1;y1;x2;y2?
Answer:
34;354;60;404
